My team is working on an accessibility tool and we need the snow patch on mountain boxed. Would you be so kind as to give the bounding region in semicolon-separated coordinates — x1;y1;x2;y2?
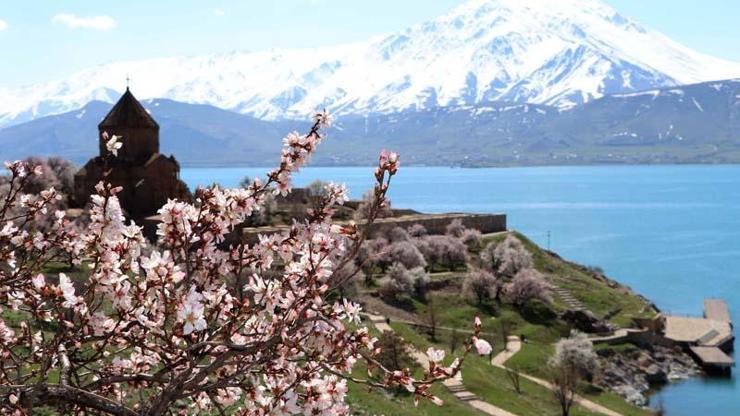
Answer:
1;0;740;127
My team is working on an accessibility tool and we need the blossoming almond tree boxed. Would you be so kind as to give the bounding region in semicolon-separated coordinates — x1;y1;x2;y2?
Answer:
0;112;491;415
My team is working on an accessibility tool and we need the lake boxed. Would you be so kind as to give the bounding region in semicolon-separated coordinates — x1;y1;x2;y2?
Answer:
181;164;740;415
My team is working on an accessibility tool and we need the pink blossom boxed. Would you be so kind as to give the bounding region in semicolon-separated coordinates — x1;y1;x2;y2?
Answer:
426;347;445;364
58;273;78;308
474;337;493;356
32;273;45;289
105;133;123;156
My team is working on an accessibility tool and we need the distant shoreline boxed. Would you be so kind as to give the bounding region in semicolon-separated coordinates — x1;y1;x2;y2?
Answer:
178;162;740;169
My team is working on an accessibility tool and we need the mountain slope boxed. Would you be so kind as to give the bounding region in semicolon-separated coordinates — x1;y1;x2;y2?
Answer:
0;99;309;166
2;0;740;127
1;79;738;167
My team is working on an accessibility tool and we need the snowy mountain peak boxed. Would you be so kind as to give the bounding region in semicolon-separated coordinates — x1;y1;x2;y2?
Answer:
1;0;740;127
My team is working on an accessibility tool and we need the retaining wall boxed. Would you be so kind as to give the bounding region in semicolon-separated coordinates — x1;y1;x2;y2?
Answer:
241;213;507;245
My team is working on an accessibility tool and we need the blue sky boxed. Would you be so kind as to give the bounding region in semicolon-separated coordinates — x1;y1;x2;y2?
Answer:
0;0;738;88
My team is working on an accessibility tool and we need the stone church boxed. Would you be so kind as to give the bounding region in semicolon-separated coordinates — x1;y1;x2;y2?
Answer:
73;88;190;218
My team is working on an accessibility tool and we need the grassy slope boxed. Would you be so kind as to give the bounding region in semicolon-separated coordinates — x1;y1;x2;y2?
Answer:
389;322;615;416
358;233;655;416
483;232;656;327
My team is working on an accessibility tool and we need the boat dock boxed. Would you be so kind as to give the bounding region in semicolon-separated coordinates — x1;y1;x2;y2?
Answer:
705;298;732;323
664;298;734;374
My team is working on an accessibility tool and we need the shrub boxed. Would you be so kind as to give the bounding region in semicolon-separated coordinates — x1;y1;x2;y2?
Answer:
463;269;500;305
481;234;533;277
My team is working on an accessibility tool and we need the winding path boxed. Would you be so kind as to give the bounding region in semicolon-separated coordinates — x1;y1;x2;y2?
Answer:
365;313;623;416
491;336;623;416
364;313;519;416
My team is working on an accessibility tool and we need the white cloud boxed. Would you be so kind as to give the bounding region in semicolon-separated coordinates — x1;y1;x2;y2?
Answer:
51;13;116;31
0;19;7;31
214;8;225;17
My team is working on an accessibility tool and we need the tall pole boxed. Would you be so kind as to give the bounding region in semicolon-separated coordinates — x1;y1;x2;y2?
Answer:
547;230;551;251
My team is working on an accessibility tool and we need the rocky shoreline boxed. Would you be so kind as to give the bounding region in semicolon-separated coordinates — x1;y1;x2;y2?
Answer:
596;337;701;406
559;257;704;407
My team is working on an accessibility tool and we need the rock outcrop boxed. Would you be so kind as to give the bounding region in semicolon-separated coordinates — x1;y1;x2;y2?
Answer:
562;309;616;334
597;344;699;406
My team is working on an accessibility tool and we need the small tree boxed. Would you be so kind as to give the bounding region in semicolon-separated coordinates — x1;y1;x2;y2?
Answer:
460;228;482;250
46;157;76;196
481;234;533;277
409;266;430;300
463;269;499;305
388;240;427;270
416;235;468;271
503;268;551;307
550;333;598;380
238;175;252;189
505;366;522;394
330;261;365;300
498;316;514;349
450;328;459;354
379;263;414;302
426;298;439;342
376;331;415;372
380;263;428;303
445;218;466;238
386;226;411;243
407;223;427;237
357;237;390;281
307;179;331;213
551;363;579;416
355;189;392;220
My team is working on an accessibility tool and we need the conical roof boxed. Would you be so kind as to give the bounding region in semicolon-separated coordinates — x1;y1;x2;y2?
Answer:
99;88;158;129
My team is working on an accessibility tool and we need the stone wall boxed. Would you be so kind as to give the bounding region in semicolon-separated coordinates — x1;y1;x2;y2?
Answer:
240;213;507;245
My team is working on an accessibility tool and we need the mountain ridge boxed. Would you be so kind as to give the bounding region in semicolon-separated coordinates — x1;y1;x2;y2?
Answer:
1;78;738;167
2;0;740;127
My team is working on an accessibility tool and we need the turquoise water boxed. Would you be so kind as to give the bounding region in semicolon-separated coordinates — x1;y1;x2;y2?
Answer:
181;165;740;415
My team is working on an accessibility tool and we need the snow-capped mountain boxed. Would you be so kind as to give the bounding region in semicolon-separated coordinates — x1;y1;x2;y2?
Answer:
3;79;739;166
2;0;740;127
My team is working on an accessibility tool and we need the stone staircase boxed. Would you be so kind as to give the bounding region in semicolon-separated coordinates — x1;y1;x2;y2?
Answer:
552;285;586;311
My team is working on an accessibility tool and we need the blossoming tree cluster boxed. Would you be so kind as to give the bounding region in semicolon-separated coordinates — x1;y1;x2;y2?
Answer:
0;113;491;415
